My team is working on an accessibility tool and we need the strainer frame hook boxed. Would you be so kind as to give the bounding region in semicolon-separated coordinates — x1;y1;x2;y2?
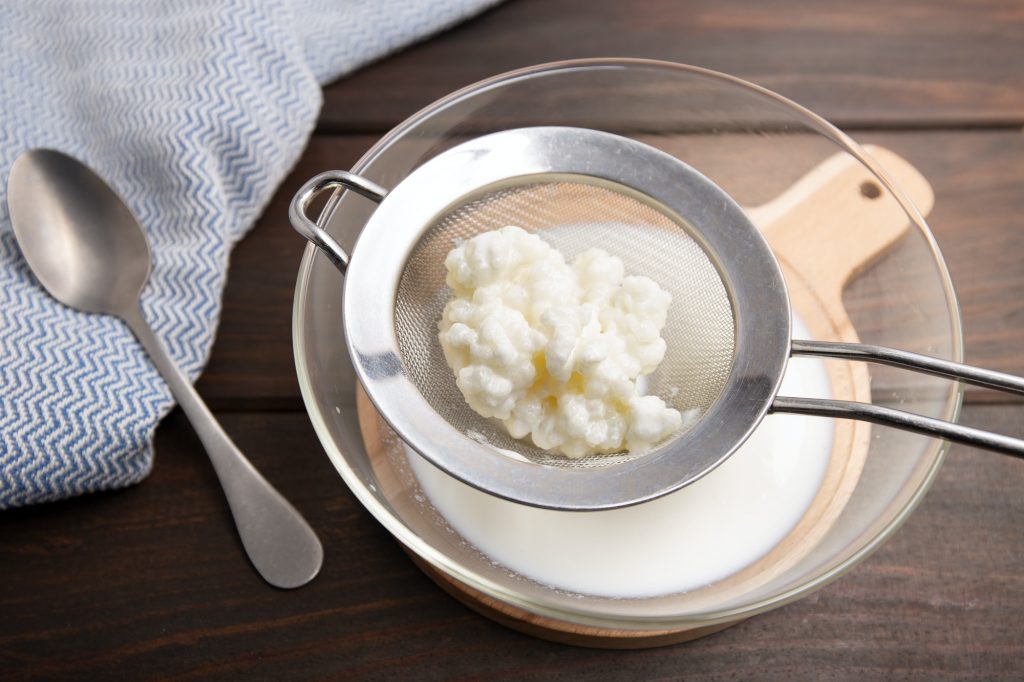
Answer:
289;171;388;273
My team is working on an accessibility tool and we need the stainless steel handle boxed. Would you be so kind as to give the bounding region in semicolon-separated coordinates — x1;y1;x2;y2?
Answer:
772;339;1024;457
122;305;323;588
790;339;1024;395
772;396;1024;457
288;170;388;274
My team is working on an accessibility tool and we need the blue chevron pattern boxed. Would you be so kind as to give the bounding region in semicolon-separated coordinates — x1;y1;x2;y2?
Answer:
0;0;498;508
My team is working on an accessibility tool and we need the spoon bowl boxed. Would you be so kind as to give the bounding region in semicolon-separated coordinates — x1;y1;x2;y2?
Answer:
9;150;150;315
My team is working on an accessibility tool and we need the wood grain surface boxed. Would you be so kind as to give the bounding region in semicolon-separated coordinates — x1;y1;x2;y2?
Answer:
320;0;1024;132
3;0;1024;679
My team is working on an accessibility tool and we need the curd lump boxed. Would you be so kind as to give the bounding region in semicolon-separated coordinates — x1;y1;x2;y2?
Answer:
438;225;683;458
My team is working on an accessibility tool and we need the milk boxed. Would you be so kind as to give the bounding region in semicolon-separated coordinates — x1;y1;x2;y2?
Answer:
407;314;833;598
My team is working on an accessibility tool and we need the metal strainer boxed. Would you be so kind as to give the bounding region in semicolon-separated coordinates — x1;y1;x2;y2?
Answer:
290;126;1024;511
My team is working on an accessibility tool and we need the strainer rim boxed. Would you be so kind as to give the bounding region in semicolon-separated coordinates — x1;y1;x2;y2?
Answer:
342;125;792;510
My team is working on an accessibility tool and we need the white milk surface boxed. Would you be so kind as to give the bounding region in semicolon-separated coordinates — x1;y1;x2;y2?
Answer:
407;315;834;598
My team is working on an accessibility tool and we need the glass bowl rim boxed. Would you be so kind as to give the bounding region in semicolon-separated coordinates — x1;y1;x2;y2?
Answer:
292;57;964;630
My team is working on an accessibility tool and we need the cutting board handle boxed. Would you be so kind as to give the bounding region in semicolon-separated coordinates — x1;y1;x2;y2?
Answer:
750;144;935;342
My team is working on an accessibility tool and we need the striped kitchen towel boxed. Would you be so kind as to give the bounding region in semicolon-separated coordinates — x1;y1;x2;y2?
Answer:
0;0;499;508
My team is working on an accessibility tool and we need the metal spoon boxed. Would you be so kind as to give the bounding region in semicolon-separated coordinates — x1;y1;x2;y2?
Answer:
6;149;322;589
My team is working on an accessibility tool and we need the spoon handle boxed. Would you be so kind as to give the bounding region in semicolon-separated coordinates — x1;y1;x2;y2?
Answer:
121;305;323;589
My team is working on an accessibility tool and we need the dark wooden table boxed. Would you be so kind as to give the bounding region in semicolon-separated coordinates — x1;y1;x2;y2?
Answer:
3;1;1023;679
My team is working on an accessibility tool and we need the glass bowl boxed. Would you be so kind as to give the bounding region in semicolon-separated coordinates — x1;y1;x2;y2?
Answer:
292;60;961;637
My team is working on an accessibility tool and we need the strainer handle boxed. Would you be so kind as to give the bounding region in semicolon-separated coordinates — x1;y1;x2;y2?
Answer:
772;339;1024;457
790;339;1024;395
288;170;388;274
771;396;1024;458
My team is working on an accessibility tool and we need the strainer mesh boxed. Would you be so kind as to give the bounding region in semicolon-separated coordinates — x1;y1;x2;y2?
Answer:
394;179;736;469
